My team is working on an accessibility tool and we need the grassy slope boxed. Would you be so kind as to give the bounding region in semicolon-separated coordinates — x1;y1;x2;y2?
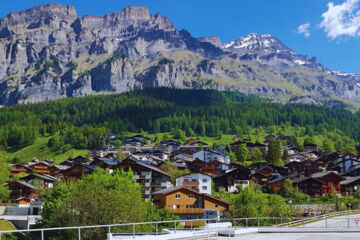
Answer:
0;220;15;231
2;135;88;164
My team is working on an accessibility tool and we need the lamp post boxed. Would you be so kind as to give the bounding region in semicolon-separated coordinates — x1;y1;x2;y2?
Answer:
347;202;352;215
288;199;293;222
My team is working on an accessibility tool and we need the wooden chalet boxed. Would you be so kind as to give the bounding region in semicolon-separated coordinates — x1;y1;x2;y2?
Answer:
293;177;326;197
90;158;121;169
20;173;57;190
27;161;53;175
10;164;32;177
212;166;251;192
7;181;40;202
286;159;320;178
186;159;207;173
58;164;96;181
200;160;229;177
340;176;360;194
152;186;230;224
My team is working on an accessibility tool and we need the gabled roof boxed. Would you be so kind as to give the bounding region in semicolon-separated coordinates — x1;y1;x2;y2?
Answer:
116;158;173;178
293;177;325;185
95;158;121;166
8;181;41;191
340;176;360;185
311;171;340;178
21;173;57;182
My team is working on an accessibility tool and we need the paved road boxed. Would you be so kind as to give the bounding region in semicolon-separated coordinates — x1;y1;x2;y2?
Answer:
216;232;360;240
303;214;360;228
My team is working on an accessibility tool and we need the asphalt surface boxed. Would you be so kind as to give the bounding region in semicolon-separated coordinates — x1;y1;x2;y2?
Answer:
217;232;360;240
302;214;360;228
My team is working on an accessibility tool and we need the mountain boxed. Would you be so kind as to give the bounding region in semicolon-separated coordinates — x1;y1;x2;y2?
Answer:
0;4;360;107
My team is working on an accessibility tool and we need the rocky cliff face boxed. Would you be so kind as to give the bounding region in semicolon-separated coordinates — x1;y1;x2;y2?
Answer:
0;4;359;106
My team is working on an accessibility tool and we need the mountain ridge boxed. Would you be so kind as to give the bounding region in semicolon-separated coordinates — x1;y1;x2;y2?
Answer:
0;4;359;107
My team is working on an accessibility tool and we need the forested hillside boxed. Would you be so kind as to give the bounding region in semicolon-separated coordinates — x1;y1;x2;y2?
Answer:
0;88;359;154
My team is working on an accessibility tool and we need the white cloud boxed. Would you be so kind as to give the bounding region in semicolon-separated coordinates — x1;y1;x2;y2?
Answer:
297;23;311;38
320;0;360;39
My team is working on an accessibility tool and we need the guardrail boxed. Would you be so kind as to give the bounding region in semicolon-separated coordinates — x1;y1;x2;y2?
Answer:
1;212;360;240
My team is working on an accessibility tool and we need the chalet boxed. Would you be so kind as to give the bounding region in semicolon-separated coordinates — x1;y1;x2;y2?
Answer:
176;173;212;194
20;173;57;189
111;158;173;200
310;171;343;194
286;159;320;178
193;150;230;164
293;177;325;197
159;140;181;151
342;165;360;177
7;181;40;202
328;155;360;174
303;144;320;152
181;140;210;151
152;187;230;223
90;158;121;169
27;161;53;175
10;164;32;177
250;172;269;185
266;175;295;193
186;159;207;173
212;166;251;192
200;160;229;177
340;176;360;194
58;164;96;181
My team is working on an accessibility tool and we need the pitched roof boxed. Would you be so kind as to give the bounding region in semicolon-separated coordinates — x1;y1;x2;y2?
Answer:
340;176;360;185
293;177;325;185
311;171;340;178
21;173;57;181
96;158;121;166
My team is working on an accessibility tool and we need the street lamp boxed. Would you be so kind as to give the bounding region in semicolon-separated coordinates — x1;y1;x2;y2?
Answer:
288;199;293;222
348;202;352;215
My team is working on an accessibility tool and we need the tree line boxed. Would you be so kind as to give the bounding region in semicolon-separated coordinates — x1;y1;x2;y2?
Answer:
0;88;360;151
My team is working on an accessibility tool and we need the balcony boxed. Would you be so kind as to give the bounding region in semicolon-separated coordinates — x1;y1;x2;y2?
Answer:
144;182;151;187
182;181;199;186
169;208;205;214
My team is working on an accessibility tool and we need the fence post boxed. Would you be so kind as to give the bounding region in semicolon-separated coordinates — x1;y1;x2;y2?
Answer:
281;218;283;225
174;221;177;233
325;217;327;228
41;230;44;240
108;226;111;234
257;218;260;227
133;224;135;238
78;228;81;240
246;219;248;228
156;222;158;235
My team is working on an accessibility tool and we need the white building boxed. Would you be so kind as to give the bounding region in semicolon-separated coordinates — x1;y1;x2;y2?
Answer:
193;150;230;164
176;173;212;195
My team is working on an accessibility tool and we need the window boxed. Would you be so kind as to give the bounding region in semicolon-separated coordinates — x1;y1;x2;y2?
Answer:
202;179;207;183
192;179;196;182
189;194;194;199
202;186;207;190
215;204;218;208
175;194;181;199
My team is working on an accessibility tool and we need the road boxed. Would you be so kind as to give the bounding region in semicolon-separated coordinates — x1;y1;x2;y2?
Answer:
302;214;360;228
217;232;360;240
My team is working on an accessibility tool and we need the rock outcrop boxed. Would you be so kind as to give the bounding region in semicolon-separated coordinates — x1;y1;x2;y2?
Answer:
0;4;359;106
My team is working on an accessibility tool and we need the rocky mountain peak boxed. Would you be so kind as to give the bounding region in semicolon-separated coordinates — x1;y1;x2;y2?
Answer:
0;3;78;29
223;33;290;53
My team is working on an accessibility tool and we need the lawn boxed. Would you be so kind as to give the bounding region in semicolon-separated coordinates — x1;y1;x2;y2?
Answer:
2;135;88;164
0;220;15;231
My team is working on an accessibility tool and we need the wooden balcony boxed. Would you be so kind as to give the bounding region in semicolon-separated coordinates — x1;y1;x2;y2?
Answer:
182;181;199;186
169;208;205;214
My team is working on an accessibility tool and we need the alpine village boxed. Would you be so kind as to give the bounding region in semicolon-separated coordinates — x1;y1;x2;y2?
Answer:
1;2;360;240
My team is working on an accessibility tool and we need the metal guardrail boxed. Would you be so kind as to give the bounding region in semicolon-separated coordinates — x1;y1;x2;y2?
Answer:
1;212;360;240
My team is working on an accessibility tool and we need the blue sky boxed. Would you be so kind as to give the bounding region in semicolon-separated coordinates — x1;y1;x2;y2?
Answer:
0;0;359;73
